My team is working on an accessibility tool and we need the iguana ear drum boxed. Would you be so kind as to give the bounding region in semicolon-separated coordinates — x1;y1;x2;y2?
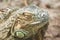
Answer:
15;31;25;38
14;29;29;39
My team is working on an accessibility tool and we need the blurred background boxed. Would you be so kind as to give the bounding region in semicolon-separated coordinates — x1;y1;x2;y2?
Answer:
0;0;60;40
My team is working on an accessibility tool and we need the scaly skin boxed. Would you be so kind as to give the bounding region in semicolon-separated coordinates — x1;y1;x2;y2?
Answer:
0;7;19;23
0;5;49;40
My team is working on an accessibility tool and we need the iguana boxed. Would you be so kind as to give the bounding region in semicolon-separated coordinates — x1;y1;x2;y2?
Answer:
0;5;49;40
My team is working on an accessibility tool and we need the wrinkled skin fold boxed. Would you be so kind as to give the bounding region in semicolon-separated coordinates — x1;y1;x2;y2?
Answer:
0;5;49;40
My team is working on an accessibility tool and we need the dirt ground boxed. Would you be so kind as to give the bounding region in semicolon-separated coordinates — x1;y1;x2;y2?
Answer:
0;0;60;40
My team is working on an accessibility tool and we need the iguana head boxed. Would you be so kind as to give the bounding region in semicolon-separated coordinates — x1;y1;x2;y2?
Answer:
11;5;49;39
